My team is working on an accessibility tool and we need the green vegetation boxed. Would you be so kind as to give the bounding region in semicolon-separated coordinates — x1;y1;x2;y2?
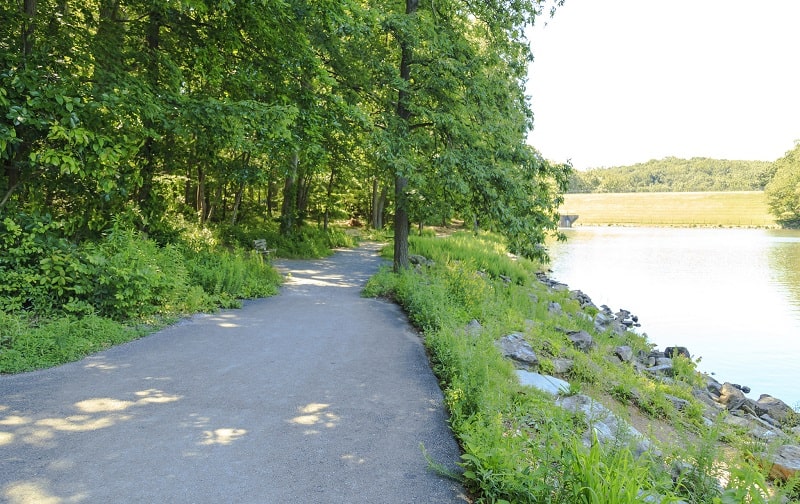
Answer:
568;157;774;193
0;212;363;372
766;142;800;228
1;0;570;368
365;232;799;503
560;191;775;227
1;0;569;276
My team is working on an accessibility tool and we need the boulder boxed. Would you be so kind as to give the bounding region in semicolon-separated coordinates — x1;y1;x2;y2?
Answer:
613;345;633;363
718;382;747;411
548;301;562;315
464;319;483;336
765;444;800;482
409;254;435;267
664;346;690;359
495;333;539;370
556;394;655;458
551;358;574;374
516;371;570;396
567;330;594;352
755;395;796;425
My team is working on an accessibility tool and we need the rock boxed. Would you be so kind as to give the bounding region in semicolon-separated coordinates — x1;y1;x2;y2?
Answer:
732;383;751;394
664;394;689;411
548;301;562;314
567;330;594;352
556;394;655;458
718;382;747;411
551;358;574;374
765;444;800;481
664;346;690;359
756;395;796;426
656;357;673;367
495;333;539;370
516;371;570;396
409;254;434;267
465;319;482;336
613;345;633;363
645;364;674;377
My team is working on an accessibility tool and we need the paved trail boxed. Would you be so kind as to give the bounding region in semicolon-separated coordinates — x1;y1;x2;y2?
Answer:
0;243;467;503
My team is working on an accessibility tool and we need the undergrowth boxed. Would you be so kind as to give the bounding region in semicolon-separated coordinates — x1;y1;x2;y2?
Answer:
0;212;348;373
364;232;796;503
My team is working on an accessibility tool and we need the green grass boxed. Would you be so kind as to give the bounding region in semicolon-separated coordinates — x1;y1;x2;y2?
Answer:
364;232;795;503
561;191;775;227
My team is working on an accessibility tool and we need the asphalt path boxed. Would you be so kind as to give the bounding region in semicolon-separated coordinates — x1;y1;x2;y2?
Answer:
0;243;467;503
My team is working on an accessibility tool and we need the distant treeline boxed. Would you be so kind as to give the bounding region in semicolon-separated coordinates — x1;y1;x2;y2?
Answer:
568;157;775;193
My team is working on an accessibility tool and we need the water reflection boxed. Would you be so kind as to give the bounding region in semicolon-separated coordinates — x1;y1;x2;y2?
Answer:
548;227;800;408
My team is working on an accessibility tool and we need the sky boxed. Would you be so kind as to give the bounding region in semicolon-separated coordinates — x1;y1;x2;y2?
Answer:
526;0;800;170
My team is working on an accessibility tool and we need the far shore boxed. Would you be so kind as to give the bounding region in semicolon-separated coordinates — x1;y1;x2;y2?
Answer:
560;191;775;228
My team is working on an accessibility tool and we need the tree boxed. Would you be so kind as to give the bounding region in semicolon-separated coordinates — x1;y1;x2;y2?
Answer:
371;0;567;271
766;142;800;228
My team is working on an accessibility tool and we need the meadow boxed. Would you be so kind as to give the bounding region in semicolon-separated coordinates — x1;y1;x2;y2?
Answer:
561;191;775;227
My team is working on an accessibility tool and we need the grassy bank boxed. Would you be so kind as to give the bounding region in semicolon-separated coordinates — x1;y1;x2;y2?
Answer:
561;191;775;227
365;232;798;503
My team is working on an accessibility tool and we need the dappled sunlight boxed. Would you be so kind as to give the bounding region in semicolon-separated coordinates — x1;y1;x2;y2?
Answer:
341;453;366;465
199;427;248;446
209;313;242;328
0;389;182;449
289;402;340;434
283;273;359;289
3;479;85;504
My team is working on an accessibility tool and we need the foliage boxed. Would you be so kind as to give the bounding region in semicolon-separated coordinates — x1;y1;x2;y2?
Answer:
568;157;775;194
0;215;286;372
765;142;800;228
364;232;789;503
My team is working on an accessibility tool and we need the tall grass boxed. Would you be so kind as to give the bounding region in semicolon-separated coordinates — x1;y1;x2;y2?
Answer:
364;232;792;503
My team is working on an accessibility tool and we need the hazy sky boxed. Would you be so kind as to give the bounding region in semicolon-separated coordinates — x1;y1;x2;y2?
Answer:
526;0;800;170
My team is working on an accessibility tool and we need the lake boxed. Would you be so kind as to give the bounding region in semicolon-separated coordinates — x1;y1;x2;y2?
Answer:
546;226;800;409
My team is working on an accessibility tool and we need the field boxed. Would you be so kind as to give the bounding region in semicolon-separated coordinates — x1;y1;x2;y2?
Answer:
560;191;775;227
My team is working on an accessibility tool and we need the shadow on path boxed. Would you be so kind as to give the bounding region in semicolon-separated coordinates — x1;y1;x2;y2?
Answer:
0;243;467;503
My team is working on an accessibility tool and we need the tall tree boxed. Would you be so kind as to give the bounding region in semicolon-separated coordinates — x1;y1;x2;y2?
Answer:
766;142;800;228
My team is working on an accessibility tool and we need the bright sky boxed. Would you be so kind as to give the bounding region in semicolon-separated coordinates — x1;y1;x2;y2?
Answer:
526;0;800;170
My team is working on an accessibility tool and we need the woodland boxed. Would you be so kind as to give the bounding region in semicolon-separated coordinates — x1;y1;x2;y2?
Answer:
1;0;570;272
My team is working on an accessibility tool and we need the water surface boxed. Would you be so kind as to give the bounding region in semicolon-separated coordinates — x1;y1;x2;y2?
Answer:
547;226;800;408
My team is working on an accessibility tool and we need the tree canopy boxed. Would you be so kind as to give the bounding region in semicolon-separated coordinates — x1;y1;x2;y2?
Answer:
567;157;774;194
765;142;800;228
1;0;570;269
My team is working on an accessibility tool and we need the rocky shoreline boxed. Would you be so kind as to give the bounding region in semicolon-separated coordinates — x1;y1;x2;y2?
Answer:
499;272;800;485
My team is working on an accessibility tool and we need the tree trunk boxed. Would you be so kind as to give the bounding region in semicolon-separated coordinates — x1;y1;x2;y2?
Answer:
230;182;244;225
137;9;161;223
280;152;299;234
392;0;419;271
323;167;336;232
197;166;207;224
22;0;36;59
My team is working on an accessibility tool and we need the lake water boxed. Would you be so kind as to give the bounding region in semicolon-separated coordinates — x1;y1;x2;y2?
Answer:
546;226;800;409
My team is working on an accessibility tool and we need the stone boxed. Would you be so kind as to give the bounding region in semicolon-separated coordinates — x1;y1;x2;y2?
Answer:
644;364;674;377
548;301;562;314
516;371;570;396
409;254;434;267
664;346;690;359
765;444;800;481
556;394;655;458
718;382;747;411
614;345;633;363
755;395;796;425
464;319;482;336
551;358;574;374
495;333;539;370
664;394;689;411
567;330;594;352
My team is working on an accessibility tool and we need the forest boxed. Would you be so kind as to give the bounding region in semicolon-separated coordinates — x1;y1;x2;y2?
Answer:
1;0;569;268
567;156;775;193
